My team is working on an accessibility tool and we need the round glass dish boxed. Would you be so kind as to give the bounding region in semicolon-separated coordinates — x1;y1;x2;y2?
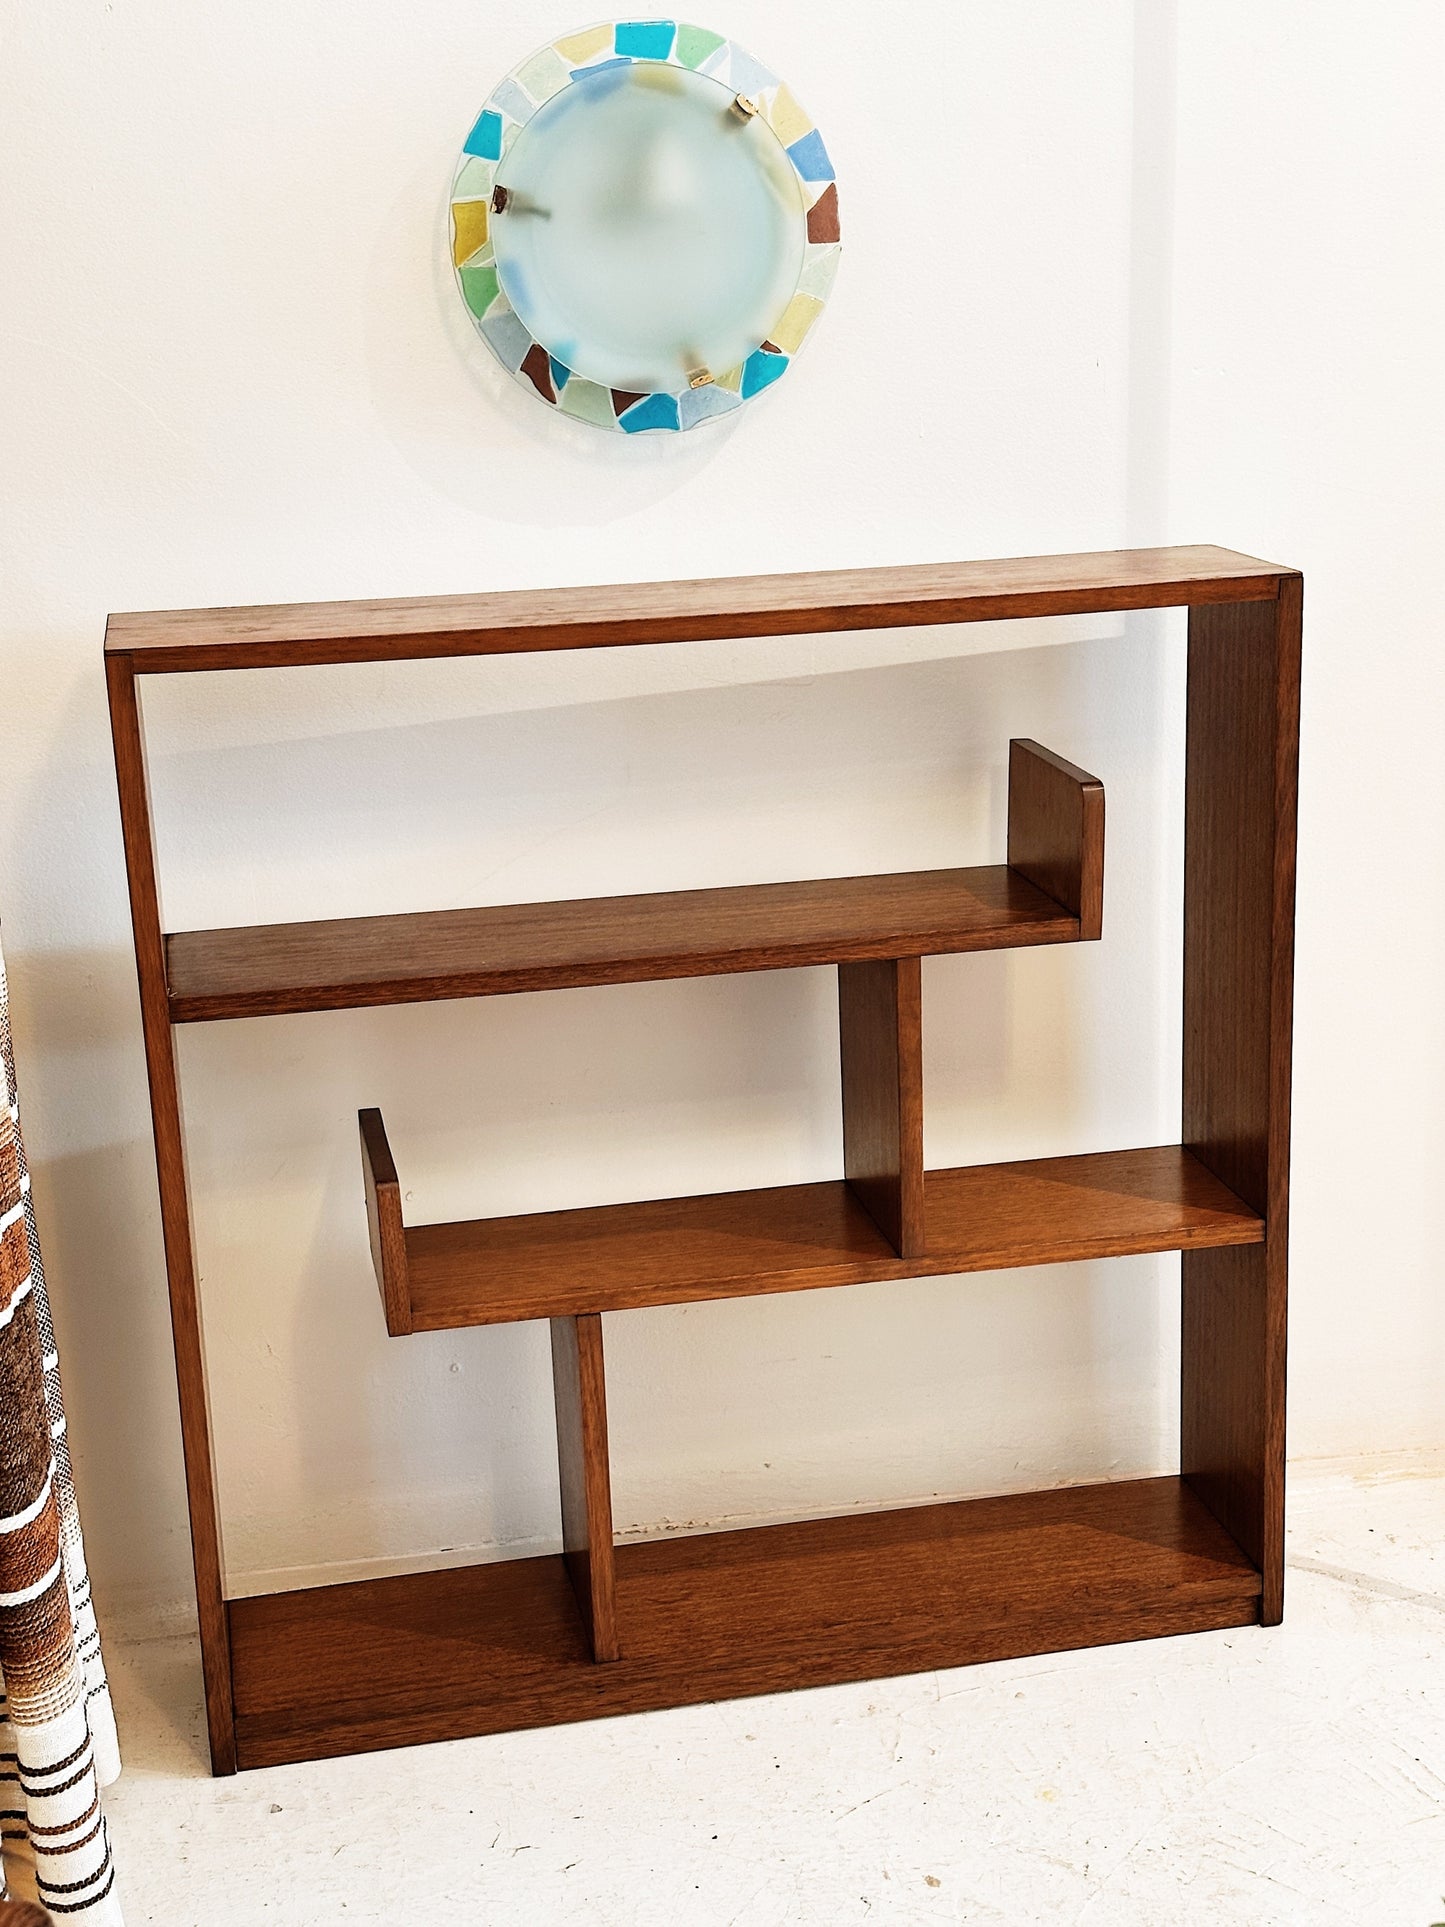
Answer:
449;21;841;432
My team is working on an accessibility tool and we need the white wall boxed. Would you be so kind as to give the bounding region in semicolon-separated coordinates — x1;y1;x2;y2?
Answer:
0;1;1439;1620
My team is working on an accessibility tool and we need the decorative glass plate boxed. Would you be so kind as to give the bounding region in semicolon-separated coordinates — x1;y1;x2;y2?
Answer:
449;20;841;432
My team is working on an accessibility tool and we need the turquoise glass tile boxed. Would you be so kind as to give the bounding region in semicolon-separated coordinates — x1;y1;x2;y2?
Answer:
463;109;504;160
619;392;681;432
614;20;677;59
549;355;570;390
740;348;788;398
786;128;834;182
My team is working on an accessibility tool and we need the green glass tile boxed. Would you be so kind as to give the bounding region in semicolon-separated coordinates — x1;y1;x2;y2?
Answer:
797;244;841;300
675;24;725;68
517;44;569;102
459;262;500;319
559;377;618;428
452;156;493;200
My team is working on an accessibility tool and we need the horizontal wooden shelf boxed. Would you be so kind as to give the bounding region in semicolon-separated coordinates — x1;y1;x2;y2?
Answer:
108;545;1294;675
226;1474;1262;1768
167;861;1083;1022
361;1137;1264;1334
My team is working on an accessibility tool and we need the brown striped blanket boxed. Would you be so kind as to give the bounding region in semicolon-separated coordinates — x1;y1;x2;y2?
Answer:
0;942;121;1923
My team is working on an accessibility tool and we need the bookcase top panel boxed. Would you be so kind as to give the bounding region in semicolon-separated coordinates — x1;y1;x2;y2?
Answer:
106;545;1295;675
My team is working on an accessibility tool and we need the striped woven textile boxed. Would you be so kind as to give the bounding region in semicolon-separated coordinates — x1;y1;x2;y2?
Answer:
0;941;122;1923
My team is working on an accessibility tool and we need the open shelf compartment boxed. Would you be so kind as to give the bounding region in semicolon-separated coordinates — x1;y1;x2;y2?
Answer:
226;1475;1263;1770
363;1128;1264;1334
164;738;1103;1022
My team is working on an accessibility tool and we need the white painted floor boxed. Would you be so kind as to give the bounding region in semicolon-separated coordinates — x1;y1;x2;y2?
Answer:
81;1465;1445;1924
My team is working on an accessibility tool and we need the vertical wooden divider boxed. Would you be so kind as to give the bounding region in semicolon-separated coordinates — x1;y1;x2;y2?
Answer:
837;957;926;1258
1180;579;1301;1625
549;1312;621;1661
105;655;238;1773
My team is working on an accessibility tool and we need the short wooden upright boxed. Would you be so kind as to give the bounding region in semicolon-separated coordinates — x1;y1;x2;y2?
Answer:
838;957;925;1256
549;1313;621;1661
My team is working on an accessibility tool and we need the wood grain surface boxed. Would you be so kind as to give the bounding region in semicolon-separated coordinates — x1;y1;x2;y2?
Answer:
1007;738;1106;940
359;1108;410;1336
165;864;1081;1021
549;1314;620;1663
838;957;926;1257
388;1145;1264;1331
105;660;237;1772
107;546;1291;674
1180;584;1300;1625
226;1475;1262;1768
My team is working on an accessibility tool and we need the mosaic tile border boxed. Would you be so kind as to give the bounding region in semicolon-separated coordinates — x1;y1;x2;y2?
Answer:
449;20;841;433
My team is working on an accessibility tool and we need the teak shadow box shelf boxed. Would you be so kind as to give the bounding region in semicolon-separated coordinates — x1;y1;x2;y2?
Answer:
106;546;1301;1775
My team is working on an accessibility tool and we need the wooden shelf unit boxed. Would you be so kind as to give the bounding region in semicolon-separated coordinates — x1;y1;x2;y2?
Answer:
106;546;1300;1776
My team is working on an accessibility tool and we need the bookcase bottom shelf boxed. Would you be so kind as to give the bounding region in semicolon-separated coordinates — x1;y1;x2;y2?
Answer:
228;1474;1261;1769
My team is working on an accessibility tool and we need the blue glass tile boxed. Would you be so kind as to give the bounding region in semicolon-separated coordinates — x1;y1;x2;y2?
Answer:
786;128;835;182
740;349;788;399
614;20;677;59
619;392;682;432
479;306;532;372
491;78;534;124
569;56;634;80
679;382;742;428
462;109;504;161
726;48;780;97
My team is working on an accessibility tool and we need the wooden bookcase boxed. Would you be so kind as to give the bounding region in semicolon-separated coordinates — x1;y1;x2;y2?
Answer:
106;546;1300;1775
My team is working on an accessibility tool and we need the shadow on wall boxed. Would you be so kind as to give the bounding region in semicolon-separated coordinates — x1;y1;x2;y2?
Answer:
3;669;198;1621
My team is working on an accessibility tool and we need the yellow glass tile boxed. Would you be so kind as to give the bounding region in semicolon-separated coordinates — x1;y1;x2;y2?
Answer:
555;24;612;64
716;364;744;393
767;293;824;355
451;199;490;268
764;84;812;148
